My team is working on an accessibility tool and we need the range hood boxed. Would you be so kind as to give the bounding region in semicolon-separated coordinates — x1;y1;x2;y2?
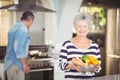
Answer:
0;0;55;12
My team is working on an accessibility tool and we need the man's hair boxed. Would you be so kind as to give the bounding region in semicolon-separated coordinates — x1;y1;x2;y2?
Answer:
21;11;34;21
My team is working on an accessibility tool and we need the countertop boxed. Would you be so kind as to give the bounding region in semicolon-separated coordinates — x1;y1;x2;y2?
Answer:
93;74;120;80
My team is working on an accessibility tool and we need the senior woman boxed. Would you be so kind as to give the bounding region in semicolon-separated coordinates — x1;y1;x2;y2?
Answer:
59;13;101;80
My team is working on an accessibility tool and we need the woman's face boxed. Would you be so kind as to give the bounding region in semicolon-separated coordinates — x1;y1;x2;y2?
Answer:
75;20;89;37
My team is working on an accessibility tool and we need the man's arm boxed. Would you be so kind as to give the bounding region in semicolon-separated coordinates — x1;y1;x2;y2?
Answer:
20;58;29;73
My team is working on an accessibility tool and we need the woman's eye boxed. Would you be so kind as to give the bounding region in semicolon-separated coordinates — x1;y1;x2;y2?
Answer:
78;26;81;28
77;26;87;28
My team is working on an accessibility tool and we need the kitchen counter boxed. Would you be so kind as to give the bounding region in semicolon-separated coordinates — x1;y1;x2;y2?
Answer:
92;74;120;80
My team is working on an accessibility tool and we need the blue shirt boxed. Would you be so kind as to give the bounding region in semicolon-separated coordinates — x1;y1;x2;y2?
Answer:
4;21;30;71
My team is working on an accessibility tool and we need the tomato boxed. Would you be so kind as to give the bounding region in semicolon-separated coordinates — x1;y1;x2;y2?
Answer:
88;62;94;65
88;55;99;65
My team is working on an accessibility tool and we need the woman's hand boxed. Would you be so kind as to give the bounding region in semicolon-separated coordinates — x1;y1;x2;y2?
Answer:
93;65;99;72
66;57;84;72
66;63;80;72
71;57;84;66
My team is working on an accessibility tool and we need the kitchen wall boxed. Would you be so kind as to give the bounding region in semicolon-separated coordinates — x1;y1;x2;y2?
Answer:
44;0;83;55
30;13;45;45
12;12;45;45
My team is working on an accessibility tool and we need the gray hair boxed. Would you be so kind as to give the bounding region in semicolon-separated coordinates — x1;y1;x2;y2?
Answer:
73;13;91;29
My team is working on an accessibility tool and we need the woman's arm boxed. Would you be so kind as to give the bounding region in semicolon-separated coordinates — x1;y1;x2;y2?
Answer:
59;42;69;71
94;44;102;73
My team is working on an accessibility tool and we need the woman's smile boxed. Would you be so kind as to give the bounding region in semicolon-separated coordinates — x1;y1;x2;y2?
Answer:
75;20;89;36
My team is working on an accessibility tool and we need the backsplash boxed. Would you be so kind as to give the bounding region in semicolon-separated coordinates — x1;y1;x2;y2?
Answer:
29;45;49;52
0;46;6;60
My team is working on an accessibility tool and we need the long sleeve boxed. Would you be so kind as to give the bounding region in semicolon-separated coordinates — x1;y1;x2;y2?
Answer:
59;42;69;71
14;28;29;58
95;44;102;73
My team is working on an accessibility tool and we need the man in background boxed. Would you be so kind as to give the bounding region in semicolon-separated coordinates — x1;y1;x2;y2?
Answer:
4;11;35;80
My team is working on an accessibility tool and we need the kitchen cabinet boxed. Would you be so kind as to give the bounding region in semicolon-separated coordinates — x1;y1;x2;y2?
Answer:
106;56;120;74
106;8;120;75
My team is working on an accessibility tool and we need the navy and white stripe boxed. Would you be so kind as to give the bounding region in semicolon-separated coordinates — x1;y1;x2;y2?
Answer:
59;40;101;79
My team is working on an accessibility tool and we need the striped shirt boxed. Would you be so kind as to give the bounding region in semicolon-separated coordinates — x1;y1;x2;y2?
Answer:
59;40;101;79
